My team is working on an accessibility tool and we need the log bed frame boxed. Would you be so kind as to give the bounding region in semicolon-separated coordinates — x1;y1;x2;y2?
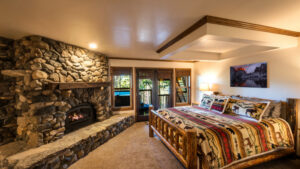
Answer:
149;98;299;169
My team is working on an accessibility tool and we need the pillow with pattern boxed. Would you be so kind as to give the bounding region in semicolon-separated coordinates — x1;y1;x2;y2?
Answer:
199;94;214;109
210;95;229;113
231;96;281;118
262;100;281;118
224;98;270;121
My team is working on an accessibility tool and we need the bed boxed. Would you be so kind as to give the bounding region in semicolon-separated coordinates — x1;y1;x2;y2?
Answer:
148;98;298;169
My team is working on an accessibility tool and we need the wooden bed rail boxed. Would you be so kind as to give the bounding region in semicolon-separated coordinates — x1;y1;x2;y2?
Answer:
149;106;197;169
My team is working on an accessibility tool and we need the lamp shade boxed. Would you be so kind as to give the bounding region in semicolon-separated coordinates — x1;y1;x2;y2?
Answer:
200;83;210;91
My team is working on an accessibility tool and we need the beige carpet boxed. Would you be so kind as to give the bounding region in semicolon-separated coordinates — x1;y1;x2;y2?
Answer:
69;122;185;169
70;122;300;169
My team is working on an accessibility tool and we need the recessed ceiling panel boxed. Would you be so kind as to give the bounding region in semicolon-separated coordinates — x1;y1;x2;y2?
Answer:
186;39;248;53
158;22;299;61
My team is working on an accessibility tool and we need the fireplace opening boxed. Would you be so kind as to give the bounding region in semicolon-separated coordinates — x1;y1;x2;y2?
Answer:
65;103;96;134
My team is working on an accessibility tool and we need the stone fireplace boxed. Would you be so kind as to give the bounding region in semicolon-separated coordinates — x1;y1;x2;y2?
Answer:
0;35;113;147
0;36;134;169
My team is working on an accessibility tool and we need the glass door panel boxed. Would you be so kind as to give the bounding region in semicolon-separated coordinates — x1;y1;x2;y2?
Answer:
136;69;173;121
138;78;153;116
158;79;171;109
176;76;190;103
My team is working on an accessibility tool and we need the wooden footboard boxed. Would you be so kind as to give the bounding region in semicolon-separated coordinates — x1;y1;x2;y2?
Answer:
148;105;295;169
148;106;198;169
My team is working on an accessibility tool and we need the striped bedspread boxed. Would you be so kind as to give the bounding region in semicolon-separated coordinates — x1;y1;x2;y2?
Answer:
157;106;294;169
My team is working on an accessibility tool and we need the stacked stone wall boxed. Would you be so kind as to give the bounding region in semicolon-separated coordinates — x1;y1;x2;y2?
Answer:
1;36;112;147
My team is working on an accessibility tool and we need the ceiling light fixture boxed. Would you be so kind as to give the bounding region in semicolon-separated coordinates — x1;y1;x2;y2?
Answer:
89;43;97;49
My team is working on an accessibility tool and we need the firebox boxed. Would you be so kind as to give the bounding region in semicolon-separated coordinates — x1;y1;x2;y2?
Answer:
65;103;96;133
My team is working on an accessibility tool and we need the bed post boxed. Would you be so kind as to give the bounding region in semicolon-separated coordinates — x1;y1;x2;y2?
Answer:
287;98;300;156
186;129;197;169
149;105;154;137
296;99;300;157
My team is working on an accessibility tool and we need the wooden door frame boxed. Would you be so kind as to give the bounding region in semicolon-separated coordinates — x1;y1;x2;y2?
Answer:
135;68;174;121
135;68;155;121
174;68;192;107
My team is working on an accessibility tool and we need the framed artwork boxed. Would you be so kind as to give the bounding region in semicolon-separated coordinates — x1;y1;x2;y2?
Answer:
230;62;267;88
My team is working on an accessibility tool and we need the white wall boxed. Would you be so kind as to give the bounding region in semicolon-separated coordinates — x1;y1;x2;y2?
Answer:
194;46;300;102
109;59;194;112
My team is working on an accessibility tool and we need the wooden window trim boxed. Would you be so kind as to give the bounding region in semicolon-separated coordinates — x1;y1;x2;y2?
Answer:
111;67;134;111
175;68;191;106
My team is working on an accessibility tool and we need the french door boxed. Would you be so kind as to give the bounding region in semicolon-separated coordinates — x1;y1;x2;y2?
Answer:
136;68;173;121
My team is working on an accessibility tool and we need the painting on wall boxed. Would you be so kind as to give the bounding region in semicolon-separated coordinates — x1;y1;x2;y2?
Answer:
230;62;267;88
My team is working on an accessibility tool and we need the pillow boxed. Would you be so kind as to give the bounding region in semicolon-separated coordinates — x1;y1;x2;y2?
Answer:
199;94;214;109
263;101;281;118
210;95;229;113
224;98;270;121
231;95;281;118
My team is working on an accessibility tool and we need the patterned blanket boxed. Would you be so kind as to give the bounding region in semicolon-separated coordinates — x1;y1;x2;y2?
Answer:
157;106;294;169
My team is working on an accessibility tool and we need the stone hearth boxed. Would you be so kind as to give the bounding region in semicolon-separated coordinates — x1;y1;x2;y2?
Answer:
1;113;134;169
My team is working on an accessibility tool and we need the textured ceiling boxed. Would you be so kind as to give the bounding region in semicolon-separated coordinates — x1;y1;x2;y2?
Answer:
1;0;300;60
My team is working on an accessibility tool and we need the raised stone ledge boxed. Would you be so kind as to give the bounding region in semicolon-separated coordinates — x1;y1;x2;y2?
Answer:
48;81;111;90
2;113;134;169
1;70;31;77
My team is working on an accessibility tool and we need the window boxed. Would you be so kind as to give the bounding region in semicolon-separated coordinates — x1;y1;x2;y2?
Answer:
111;67;133;110
139;78;153;107
175;69;191;105
158;79;171;109
157;70;172;109
137;70;154;117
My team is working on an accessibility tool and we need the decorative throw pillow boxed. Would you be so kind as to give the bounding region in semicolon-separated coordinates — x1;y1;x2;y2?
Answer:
199;94;214;109
224;98;270;121
231;96;281;118
210;95;229;113
262;101;281;118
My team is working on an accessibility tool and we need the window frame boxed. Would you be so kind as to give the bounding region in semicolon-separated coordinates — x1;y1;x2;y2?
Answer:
111;67;134;111
174;68;191;106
